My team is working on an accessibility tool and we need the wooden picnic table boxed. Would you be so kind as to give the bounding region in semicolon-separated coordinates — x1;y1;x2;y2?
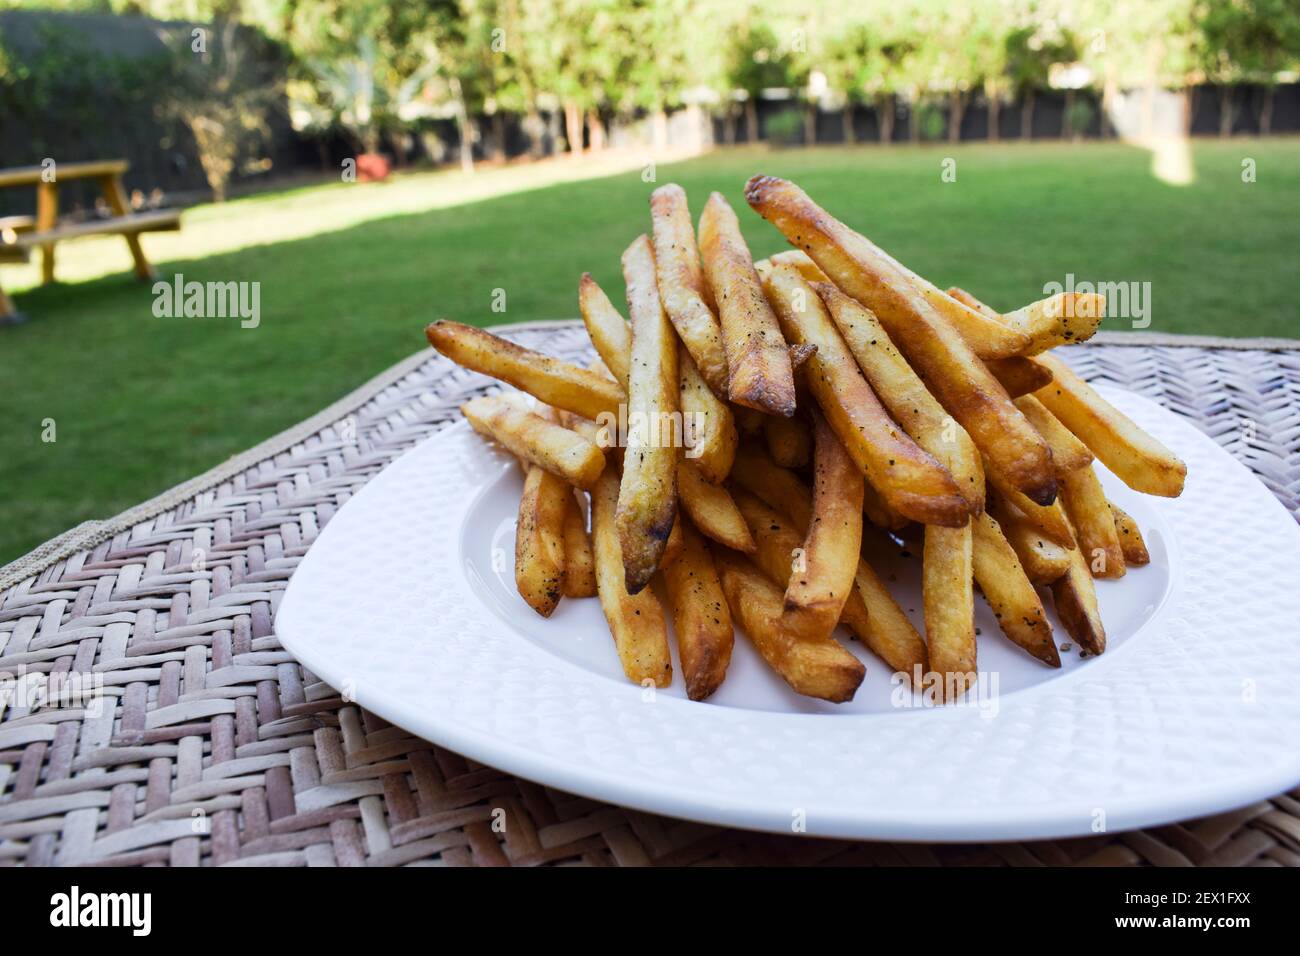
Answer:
0;159;181;321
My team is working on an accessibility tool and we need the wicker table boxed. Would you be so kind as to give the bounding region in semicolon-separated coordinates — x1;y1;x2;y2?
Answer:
2;322;1298;867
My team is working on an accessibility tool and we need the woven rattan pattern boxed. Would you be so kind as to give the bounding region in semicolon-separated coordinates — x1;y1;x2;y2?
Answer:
2;323;1298;867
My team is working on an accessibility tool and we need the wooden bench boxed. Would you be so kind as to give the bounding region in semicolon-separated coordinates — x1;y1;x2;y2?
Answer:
0;160;182;322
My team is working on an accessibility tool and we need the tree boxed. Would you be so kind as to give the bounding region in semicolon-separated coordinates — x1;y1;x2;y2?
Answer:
1004;13;1078;140
821;22;873;143
725;20;796;143
1196;0;1300;137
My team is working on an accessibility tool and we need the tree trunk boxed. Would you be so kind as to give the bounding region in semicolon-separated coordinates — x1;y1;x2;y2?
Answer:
723;106;736;145
450;77;475;173
987;89;1000;142
1219;87;1235;138
876;95;894;146
1020;89;1035;140
842;102;855;143
524;107;544;159
745;98;759;144
804;104;817;145
948;91;965;142
587;109;605;151
1260;85;1275;136
1063;89;1074;139
909;97;920;143
563;100;583;153
491;113;506;161
1101;73;1117;138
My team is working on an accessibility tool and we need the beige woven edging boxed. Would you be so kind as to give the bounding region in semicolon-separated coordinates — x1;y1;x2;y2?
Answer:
0;319;571;594
1;323;1295;593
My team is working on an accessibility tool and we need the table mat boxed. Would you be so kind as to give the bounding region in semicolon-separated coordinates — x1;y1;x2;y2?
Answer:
2;322;1298;866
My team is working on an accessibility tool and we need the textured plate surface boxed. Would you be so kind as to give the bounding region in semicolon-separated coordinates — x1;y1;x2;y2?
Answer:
276;386;1300;841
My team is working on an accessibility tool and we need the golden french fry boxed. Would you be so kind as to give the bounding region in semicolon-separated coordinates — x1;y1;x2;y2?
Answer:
591;467;673;686
561;491;597;598
744;176;1057;505
715;548;865;703
698;191;797;416
427;321;623;421
783;410;863;639
516;466;568;617
1032;352;1186;497
1059;465;1126;579
616;235;680;593
814;279;984;513
679;345;738;482
761;263;968;526
650;183;730;394
1050;513;1107;655
769;248;829;283
732;468;927;675
989;492;1071;584
1014;394;1093;476
1109;501;1151;566
732;404;765;436
971;512;1059;666
462;394;606;489
678;458;755;552
945;286;1001;319
986;356;1054;397
578;273;632;388
862;482;910;531
787;342;817;371
661;517;684;569
764;412;811;468
660;518;734;700
987;463;1075;549
923;522;977;703
1003;292;1105;354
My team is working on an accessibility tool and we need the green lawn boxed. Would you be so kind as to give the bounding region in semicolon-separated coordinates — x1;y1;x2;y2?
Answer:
2;139;1297;564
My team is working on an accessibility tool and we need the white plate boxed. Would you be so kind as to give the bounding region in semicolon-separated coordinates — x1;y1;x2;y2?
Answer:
276;386;1300;841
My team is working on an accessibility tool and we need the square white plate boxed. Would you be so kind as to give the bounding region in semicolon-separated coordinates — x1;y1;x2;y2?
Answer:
276;385;1300;841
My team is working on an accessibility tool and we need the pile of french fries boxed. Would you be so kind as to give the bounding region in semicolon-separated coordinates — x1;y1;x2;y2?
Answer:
426;176;1186;705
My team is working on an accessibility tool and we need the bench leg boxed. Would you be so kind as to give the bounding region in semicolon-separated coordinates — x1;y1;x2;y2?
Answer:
100;175;155;281
36;181;58;285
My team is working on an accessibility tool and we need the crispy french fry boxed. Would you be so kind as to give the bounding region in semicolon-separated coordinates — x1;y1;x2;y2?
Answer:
662;516;684;569
1109;501;1151;566
945;286;1001;319
660;518;734;700
986;356;1054;397
989;492;1072;584
715;548;865;703
763;412;811;468
744;176;1057;505
923;522;977;702
732;404;765;435
761;263;968;526
698;191;797;416
987;462;1074;548
1050;513;1107;655
428;321;623;421
862;482;909;531
787;342;817;371
561;491;597;598
463;394;606;489
616;235;680;593
769;248;829;283
578;273;632;388
679;345;738;482
1014;394;1093;476
678;458;754;552
814;280;984;513
1003;292;1105;354
971;512;1059;666
1031;352;1186;497
591;467;673;686
783;410;864;639
1059;465;1126;579
732;467;928;675
515;466;568;617
650;183;730;394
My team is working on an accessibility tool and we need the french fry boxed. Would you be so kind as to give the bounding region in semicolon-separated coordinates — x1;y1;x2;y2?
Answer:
732;464;928;675
862;483;909;531
462;394;606;489
923;522;977;702
1050;513;1107;655
427;321;623;421
1014;394;1093;476
616;235;680;593
715;548;865;703
769;248;829;283
578;273;632;388
744;175;1057;505
1109;501;1151;566
1059;465;1126;579
814;279;985;513
987;463;1075;548
1003;292;1105;354
761;263;968;526
1031;352;1186;497
986;356;1054;397
764;412;811;468
515;466;568;617
660;518;734;700
732;404;765;436
787;342;818;371
679;345;738;482
783;410;864;639
590;467;673;685
560;492;597;598
650;183;730;394
945;286;1001;319
698;191;797;416
678;458;755;552
989;492;1071;584
971;512;1059;666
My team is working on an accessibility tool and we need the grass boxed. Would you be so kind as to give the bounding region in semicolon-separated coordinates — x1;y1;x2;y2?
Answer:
2;138;1297;564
